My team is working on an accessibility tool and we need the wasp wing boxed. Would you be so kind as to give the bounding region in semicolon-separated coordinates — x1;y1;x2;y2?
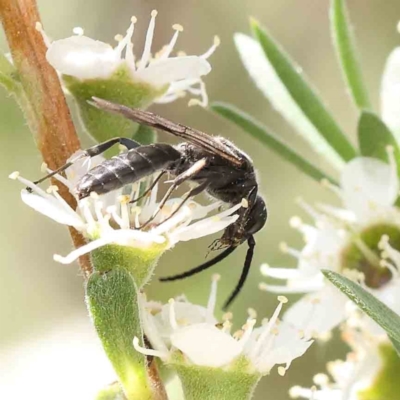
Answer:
91;97;243;166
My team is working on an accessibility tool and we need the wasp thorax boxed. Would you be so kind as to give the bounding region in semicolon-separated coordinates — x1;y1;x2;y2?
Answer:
340;223;400;288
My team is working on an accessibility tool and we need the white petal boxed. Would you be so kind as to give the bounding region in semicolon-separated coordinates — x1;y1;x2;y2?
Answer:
46;36;120;80
169;215;238;243
135;56;211;86
260;264;302;279
170;323;242;367
340;157;398;219
283;285;348;337
21;190;84;228
381;47;400;143
234;33;343;170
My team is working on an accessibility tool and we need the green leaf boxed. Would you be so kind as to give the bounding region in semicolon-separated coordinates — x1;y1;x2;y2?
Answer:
322;270;400;342
134;124;157;145
330;0;371;109
0;54;21;94
250;19;357;162
211;102;338;185
87;269;153;400
389;336;400;357
358;111;400;173
234;33;344;171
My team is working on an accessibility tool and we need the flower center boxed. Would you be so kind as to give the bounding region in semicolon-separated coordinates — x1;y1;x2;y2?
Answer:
340;223;400;288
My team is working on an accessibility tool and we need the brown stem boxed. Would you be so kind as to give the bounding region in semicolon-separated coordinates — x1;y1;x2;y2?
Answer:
0;0;92;276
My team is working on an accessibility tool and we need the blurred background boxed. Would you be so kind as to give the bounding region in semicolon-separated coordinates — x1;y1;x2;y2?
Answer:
1;0;400;398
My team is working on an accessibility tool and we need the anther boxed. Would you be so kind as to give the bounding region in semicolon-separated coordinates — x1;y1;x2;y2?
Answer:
9;171;20;180
72;27;84;35
278;295;288;304
278;366;286;376
151;10;158;17
279;242;289;253
172;24;183;32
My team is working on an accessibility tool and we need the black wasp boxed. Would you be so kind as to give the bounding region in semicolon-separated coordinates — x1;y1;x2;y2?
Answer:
37;97;267;309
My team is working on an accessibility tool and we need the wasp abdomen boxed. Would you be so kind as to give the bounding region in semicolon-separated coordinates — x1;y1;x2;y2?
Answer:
76;144;181;199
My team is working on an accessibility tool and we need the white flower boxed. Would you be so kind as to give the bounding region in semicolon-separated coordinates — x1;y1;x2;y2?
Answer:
260;154;400;337
135;275;313;375
289;334;383;400
9;151;240;264
381;46;400;143
37;10;219;106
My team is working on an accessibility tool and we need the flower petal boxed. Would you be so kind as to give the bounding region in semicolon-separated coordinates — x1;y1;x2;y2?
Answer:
169;215;238;243
170;323;242;367
21;189;84;228
381;47;400;141
340;157;399;219
46;36;119;80
283;285;348;337
135;56;211;86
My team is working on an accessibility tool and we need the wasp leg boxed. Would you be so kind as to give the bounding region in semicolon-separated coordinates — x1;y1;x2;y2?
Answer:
222;235;255;310
139;158;208;229
159;246;237;281
31;137;141;187
129;171;166;204
152;180;209;227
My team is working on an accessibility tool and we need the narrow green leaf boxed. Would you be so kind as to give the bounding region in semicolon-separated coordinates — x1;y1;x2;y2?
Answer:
330;0;371;109
322;270;400;341
211;102;338;184
389;336;400;357
358;111;400;173
234;33;344;171
251;19;357;162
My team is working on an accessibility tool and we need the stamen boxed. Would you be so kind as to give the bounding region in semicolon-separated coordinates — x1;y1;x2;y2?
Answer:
221;320;232;333
247;307;257;319
201;35;220;59
72;27;84;36
379;234;400;268
118;195;131;229
107;205;125;229
380;259;399;278
168;298;178;330
250;297;285;358
80;199;95;226
295;197;321;220
115;17;136;61
277;366;286;376
238;318;256;346
53;236;112;264
13;174;51;198
206;274;220;321
48;185;79;219
187;81;208;107
320;179;342;198
279;242;301;258
159;24;183;60
133;337;169;358
138;10;157;70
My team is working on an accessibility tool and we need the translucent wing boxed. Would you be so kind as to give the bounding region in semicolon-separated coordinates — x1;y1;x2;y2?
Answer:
91;97;243;166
